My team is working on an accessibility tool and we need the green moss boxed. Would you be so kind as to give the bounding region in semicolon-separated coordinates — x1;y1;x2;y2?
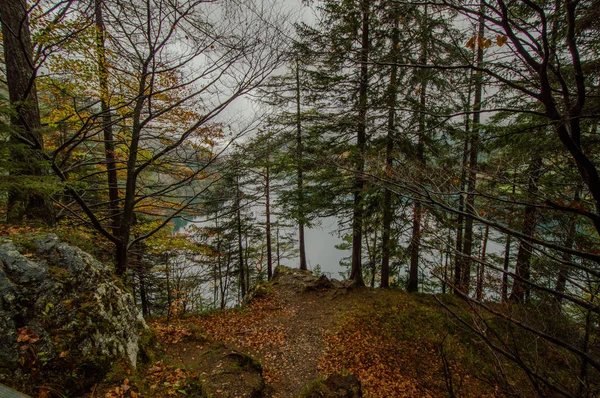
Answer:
248;282;275;301
299;376;328;397
48;265;70;281
16;239;39;255
224;352;262;372
138;327;158;364
103;360;135;385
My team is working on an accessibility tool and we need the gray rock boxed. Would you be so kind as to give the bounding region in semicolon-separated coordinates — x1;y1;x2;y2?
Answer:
0;234;146;393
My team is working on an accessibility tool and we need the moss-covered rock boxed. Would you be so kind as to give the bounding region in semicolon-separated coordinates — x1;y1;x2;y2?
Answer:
272;266;350;293
0;234;146;396
195;343;265;398
245;282;275;302
301;373;362;398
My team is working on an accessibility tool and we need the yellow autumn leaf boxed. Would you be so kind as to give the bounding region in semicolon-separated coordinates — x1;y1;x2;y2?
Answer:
466;36;476;50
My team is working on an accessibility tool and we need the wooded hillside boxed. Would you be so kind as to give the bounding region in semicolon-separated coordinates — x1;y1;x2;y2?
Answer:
0;0;599;396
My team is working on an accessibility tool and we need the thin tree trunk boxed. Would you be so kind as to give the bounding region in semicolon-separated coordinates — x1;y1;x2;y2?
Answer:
94;0;120;237
245;233;250;294
350;0;369;287
458;1;485;294
215;206;222;308
223;252;232;309
476;224;489;300
454;42;475;295
501;234;511;303
510;157;543;303
408;202;422;292
1;0;54;225
501;171;517;302
165;253;171;321
276;224;281;268
236;175;246;298
454;137;469;293
443;246;449;294
296;60;308;271
381;14;400;289
265;163;273;281
408;4;428;293
365;230;377;288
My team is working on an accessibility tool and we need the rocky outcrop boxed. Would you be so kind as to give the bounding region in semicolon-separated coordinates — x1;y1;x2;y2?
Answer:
271;266;352;293
0;234;145;395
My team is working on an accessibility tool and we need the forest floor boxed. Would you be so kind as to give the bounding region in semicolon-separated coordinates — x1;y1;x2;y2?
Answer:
94;267;499;398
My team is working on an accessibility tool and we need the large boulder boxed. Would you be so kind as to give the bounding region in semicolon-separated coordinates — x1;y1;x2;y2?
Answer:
0;234;146;396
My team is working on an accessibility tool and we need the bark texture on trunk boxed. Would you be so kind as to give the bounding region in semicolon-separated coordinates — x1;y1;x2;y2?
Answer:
94;0;120;237
350;0;369;287
296;60;308;271
408;4;428;293
509;157;543;303
381;14;400;289
1;0;54;224
457;1;485;294
265;164;273;281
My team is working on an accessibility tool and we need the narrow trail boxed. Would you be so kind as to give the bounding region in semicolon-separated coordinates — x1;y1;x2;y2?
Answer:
142;268;494;398
261;288;343;396
159;268;355;397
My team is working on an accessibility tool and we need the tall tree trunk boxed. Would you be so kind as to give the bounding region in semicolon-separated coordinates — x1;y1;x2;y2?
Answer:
350;0;369;287
501;234;512;302
408;4;429;293
165;253;172;321
1;0;54;225
236;175;246;298
116;69;149;276
94;0;120;237
453;44;475;295
245;234;250;294
454;137;469;293
296;60;308;271
214;206;222;308
458;2;485;295
276;224;281;268
501;171;517;302
381;14;400;289
476;224;489;300
365;230;377;288
265;163;273;281
443;244;450;294
510;157;543;303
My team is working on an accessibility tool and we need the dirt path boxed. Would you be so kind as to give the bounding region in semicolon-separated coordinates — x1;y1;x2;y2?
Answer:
157;270;355;397
262;289;342;396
